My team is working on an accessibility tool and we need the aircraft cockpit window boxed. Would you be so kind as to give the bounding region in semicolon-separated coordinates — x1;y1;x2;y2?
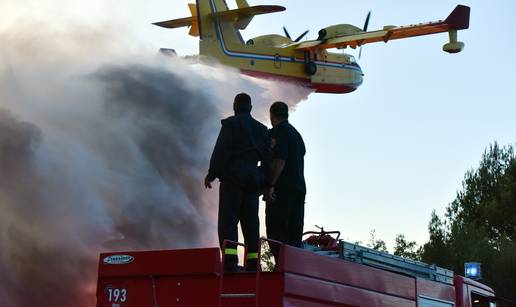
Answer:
348;56;356;63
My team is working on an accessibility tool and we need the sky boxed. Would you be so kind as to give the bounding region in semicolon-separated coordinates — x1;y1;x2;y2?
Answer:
2;0;516;250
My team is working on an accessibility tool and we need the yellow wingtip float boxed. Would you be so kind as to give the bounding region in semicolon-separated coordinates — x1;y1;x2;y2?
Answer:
154;1;470;94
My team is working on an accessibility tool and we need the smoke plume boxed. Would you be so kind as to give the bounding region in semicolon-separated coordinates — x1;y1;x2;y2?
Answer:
0;21;311;307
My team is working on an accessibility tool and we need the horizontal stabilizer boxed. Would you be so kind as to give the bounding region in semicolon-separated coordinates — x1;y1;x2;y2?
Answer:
153;17;195;29
153;3;199;37
211;5;285;30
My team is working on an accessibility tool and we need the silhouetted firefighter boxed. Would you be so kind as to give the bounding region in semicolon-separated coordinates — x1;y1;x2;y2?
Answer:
265;101;306;264
205;93;269;272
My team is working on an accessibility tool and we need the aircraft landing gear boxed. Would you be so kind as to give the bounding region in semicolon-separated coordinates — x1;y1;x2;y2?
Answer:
304;51;317;76
305;61;317;76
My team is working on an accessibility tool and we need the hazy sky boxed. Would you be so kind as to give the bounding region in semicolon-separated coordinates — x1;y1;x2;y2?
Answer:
3;0;515;249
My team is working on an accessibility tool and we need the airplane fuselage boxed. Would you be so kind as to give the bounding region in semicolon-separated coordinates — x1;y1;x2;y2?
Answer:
200;0;364;94
201;40;364;94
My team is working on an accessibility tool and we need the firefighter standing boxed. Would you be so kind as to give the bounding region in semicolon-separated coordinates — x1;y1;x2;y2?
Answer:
265;101;306;258
204;93;269;272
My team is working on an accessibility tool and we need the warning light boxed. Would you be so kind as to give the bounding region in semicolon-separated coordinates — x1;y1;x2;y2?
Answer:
465;262;481;280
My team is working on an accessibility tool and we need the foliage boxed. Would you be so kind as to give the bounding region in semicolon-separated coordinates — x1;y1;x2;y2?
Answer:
260;239;276;272
420;142;516;303
393;234;421;260
367;229;388;252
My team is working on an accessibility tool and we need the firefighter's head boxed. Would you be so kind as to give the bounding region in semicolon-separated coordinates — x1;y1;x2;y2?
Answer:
270;101;289;126
233;93;252;114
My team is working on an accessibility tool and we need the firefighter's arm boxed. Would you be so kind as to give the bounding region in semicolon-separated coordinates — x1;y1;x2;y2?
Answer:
265;126;288;200
264;159;285;201
205;120;233;187
269;159;286;187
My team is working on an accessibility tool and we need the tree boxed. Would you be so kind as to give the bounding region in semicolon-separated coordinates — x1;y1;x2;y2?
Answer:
393;234;420;260
259;238;276;272
420;142;516;304
367;229;388;252
420;211;453;267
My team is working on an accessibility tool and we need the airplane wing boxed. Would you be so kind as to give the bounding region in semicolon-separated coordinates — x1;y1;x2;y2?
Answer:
296;5;470;51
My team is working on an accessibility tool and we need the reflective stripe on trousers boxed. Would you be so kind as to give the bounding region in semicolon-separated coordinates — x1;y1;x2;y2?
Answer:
246;252;258;259
224;248;238;255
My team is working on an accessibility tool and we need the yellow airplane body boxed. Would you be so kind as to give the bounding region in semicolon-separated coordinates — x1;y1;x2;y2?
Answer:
154;0;470;94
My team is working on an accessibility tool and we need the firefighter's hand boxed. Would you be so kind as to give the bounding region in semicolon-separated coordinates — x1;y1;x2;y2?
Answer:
204;176;213;189
263;187;276;203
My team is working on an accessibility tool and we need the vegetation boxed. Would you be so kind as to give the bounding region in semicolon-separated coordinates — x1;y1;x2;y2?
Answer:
260;239;276;272
393;234;420;260
420;142;516;303
367;229;388;252
368;143;516;303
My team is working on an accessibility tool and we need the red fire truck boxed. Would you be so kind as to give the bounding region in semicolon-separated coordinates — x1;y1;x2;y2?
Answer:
96;230;498;307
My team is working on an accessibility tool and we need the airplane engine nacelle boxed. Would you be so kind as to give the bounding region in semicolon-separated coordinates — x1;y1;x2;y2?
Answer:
318;24;363;40
442;29;465;54
247;34;292;47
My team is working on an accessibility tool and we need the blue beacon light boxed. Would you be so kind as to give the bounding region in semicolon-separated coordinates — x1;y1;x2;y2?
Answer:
465;262;482;280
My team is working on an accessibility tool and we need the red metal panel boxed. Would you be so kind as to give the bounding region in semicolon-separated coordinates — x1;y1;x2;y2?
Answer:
282;246;416;300
98;248;221;277
257;273;284;307
97;276;221;306
417;278;455;302
454;277;469;307
284;273;416;307
96;277;155;307
284;297;338;307
221;272;285;307
156;276;220;305
220;274;257;307
222;273;257;293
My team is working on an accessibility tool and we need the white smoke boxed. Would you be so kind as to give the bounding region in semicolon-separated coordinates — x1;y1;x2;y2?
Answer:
0;21;311;307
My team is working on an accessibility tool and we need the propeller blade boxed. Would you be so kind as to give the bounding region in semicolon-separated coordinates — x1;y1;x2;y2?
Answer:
363;11;371;32
283;26;292;40
359;11;371;60
294;30;310;42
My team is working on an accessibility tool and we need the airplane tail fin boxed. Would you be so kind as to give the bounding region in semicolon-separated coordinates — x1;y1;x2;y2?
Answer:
236;0;249;8
445;5;470;30
153;3;200;37
235;0;252;29
153;0;285;38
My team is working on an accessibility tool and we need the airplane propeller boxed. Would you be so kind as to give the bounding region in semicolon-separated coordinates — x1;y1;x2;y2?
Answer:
283;26;309;42
358;11;371;59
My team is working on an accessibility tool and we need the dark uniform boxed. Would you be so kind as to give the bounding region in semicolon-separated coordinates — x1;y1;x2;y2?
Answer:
207;113;269;271
266;120;306;253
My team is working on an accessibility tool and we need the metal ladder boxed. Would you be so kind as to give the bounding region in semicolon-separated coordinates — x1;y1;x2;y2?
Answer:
340;241;454;284
218;239;284;307
218;240;253;307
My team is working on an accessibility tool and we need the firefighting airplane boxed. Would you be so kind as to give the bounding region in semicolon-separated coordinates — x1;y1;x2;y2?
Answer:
154;0;470;94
